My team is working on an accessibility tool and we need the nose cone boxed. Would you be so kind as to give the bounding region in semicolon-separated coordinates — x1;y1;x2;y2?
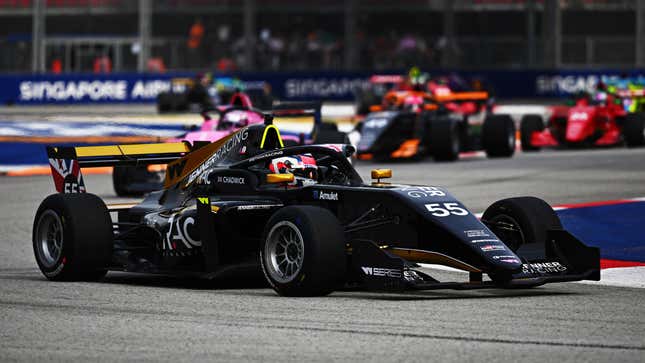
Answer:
565;111;594;143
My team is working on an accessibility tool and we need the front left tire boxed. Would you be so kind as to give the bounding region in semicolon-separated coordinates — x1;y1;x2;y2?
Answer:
260;206;346;296
624;113;645;147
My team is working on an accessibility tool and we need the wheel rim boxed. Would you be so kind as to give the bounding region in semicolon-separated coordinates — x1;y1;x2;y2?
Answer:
507;125;516;150
35;210;64;268
264;221;305;283
489;214;524;252
451;128;460;155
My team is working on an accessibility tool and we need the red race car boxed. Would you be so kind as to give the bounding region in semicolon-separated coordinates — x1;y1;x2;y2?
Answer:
520;94;645;151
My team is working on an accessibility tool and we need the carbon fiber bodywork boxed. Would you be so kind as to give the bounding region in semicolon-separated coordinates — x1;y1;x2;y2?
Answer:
43;122;598;291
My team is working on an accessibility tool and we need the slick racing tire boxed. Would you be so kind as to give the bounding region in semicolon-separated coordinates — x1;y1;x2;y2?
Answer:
482;197;562;253
33;193;113;281
260;206;346;297
520;114;544;151
112;166;145;197
355;89;380;116
623;113;645;147
157;92;173;113
482;114;516;158
430;118;460;161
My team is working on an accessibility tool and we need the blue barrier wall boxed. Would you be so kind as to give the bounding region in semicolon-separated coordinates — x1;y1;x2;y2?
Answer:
1;70;645;104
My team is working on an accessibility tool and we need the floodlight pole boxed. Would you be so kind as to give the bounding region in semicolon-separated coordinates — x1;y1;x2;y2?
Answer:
526;0;536;67
441;0;455;68
542;0;561;68
31;0;46;73
344;0;357;70
138;0;152;72
243;0;256;70
637;0;644;67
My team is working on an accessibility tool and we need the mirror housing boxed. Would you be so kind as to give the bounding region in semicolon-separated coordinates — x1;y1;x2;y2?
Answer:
371;169;392;182
267;173;294;184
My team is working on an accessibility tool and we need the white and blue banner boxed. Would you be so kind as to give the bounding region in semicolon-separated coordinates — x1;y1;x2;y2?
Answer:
2;69;645;105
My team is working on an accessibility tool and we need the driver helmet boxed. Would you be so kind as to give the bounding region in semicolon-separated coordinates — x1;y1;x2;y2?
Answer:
269;155;318;187
407;66;428;91
218;110;249;130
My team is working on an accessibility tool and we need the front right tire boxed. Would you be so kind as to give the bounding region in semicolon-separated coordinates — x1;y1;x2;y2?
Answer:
624;113;645;147
482;196;562;253
430;118;461;161
520;114;544;151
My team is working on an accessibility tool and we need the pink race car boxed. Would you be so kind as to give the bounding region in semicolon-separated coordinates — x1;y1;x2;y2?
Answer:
113;93;344;196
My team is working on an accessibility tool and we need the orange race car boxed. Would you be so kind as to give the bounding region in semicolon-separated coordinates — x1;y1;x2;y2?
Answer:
354;70;515;161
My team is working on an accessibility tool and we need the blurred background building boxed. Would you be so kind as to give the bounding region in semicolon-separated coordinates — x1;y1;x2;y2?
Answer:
0;0;644;74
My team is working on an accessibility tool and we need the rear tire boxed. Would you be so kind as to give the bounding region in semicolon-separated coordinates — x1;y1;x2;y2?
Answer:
520;114;544;151
157;92;173;113
482;114;516;158
355;89;380;115
430;119;460;161
260;206;346;297
33;193;113;281
624;113;645;147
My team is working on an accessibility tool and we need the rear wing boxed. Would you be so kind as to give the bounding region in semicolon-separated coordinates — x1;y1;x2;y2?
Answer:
46;142;192;193
432;91;489;103
369;75;405;84
271;101;322;125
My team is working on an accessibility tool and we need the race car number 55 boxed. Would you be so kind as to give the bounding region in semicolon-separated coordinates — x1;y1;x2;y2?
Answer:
425;203;469;217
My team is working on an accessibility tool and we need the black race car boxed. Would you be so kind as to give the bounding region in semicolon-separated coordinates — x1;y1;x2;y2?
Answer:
35;118;599;296
355;89;515;161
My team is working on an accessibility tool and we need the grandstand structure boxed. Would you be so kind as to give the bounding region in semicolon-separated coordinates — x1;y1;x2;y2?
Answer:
0;0;644;73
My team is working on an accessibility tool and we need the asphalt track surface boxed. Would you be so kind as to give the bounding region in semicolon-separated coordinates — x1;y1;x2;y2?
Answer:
2;142;645;359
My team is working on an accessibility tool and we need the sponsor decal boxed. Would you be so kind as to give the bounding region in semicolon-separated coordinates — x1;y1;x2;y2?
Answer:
464;230;490;238
470;239;502;244
248;149;284;163
570;112;589;121
236;204;282;210
285;77;368;98
163;214;201;251
186;129;249;185
361;266;402;278
20;80;128;101
48;158;86;193
217;176;246;185
480;245;506;252
536;75;598;95
399;186;446;198
500;258;521;264
313;190;339;201
522;262;567;274
364;118;388;129
492;255;518;260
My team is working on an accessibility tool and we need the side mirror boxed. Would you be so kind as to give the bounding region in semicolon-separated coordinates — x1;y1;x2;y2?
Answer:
267;173;294;184
371;169;392;183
